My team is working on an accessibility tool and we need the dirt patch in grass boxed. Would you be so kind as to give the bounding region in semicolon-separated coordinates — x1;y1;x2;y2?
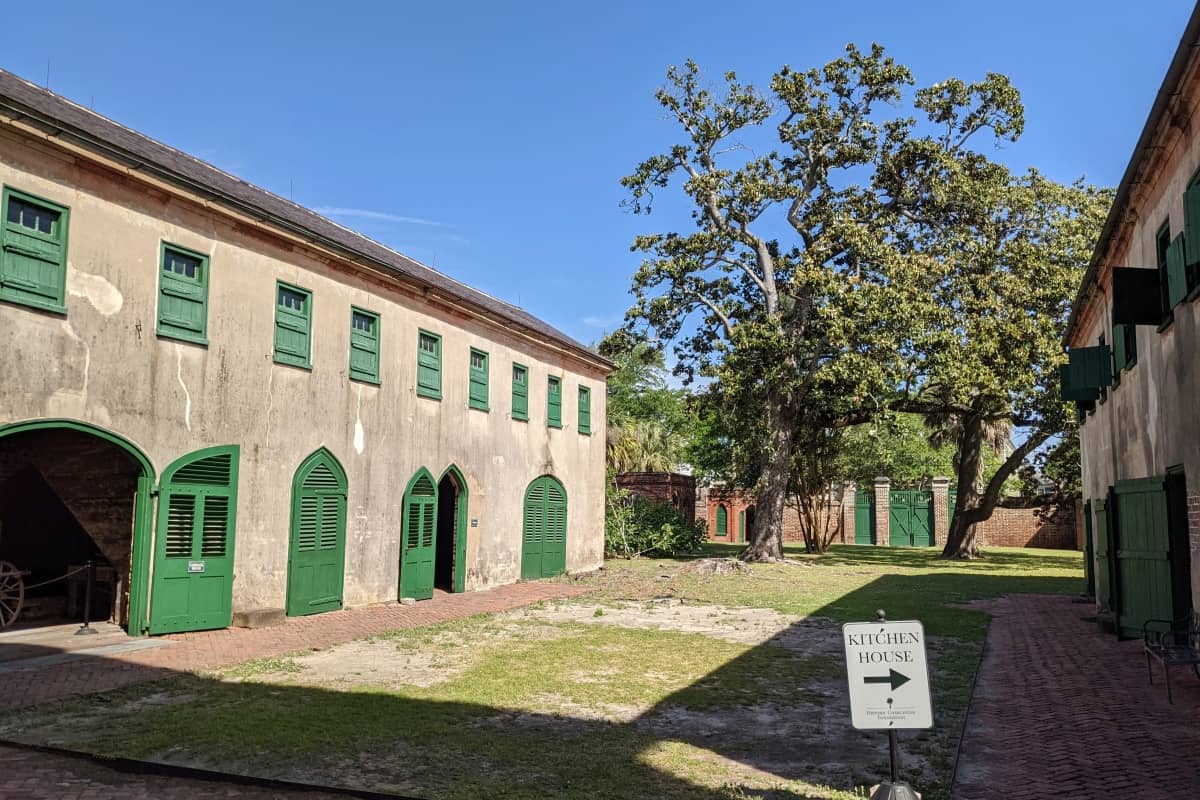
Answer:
528;598;842;656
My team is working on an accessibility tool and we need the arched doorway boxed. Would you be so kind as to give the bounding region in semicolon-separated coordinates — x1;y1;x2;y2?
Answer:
399;468;437;601
286;448;347;617
436;466;468;593
521;475;567;579
0;419;154;634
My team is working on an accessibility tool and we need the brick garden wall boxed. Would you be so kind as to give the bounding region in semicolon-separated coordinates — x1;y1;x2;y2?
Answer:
698;482;1080;551
972;497;1080;550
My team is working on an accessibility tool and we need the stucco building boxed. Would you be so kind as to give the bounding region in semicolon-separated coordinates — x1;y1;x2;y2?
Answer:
0;70;610;635
1062;7;1200;636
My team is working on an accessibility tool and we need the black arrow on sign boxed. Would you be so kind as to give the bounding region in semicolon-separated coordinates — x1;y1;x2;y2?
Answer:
863;668;910;690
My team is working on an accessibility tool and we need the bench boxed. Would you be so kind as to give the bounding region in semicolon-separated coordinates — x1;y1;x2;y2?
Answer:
1143;610;1200;704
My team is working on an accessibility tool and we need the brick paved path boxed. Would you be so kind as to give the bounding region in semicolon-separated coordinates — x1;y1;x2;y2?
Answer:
0;744;373;799
0;581;588;710
954;594;1200;799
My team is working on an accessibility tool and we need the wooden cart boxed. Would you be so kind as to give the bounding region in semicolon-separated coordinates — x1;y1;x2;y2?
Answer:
0;560;28;629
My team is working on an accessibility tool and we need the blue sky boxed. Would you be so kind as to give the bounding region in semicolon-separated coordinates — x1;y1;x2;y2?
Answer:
0;1;1193;347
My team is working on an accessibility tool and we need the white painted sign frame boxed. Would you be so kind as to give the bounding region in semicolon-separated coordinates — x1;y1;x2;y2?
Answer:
842;619;933;730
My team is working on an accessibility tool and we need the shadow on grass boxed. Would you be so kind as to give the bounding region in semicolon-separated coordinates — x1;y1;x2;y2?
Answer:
0;558;1084;800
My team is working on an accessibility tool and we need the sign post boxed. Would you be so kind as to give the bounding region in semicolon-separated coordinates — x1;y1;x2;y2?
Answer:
842;609;933;800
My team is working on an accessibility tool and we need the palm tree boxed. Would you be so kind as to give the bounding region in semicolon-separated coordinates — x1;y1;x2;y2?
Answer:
607;420;681;474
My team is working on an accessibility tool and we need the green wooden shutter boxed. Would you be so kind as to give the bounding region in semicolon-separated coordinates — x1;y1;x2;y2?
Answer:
157;243;209;344
547;377;562;428
416;331;442;399
521;480;547;579
149;446;239;634
274;282;312;368
400;470;437;600
716;505;728;536
349;308;380;384
469;349;489;410
543;478;567;577
1185;182;1200;294
1166;233;1188;309
512;363;529;421
577;386;591;435
0;187;69;313
1066;345;1111;393
287;451;347;617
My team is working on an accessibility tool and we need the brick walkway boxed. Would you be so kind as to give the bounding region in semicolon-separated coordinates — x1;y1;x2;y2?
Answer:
0;581;588;710
954;594;1200;799
0;744;376;799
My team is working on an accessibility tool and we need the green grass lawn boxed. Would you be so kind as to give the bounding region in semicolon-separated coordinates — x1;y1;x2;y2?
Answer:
0;544;1083;800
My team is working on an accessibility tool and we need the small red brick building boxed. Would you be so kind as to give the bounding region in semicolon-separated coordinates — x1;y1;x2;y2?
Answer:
614;472;696;525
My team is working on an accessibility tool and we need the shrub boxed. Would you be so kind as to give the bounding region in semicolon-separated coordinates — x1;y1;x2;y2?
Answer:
605;481;707;558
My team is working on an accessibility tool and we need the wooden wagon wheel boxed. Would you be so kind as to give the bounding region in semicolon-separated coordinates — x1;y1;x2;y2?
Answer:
0;561;24;629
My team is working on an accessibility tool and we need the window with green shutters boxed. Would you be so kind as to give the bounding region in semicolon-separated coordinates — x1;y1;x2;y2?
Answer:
469;348;489;411
1185;172;1200;298
157;243;209;344
274;282;312;369
1112;321;1137;384
577;386;591;435
1155;222;1172;323
1165;232;1188;311
416;330;442;399
547;376;562;428
348;307;380;384
512;363;529;421
1;186;70;314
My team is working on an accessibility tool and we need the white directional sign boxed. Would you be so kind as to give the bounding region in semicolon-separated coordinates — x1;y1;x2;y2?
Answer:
842;619;933;730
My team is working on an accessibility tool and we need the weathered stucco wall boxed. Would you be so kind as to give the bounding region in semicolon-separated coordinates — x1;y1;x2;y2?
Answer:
1073;59;1200;611
0;124;607;615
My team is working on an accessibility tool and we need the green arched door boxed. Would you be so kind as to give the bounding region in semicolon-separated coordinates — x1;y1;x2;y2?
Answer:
287;449;347;617
150;445;239;634
400;469;437;601
521;476;567;579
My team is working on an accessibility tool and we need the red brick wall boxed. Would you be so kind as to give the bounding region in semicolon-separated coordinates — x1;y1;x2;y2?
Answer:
702;487;847;544
615;472;697;524
973;499;1079;550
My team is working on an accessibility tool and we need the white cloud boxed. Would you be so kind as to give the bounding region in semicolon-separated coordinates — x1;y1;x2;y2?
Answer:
314;206;448;227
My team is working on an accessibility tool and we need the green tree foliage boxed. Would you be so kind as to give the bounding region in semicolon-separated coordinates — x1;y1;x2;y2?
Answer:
605;478;707;559
837;413;956;487
621;46;927;561
877;83;1112;556
620;47;1108;560
601;339;691;474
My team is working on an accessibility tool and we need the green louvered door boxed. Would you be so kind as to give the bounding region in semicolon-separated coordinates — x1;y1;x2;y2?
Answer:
149;446;239;635
400;471;437;601
287;451;347;617
1113;477;1174;638
522;476;567;579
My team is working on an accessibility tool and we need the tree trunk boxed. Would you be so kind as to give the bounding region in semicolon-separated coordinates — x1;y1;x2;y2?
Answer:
942;415;1052;559
742;394;793;562
942;412;986;558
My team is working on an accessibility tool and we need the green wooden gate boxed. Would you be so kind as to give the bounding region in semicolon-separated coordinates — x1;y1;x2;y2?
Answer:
399;469;437;601
149;446;239;635
1113;477;1175;638
888;490;933;547
286;449;347;617
854;492;875;544
522;475;567;579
